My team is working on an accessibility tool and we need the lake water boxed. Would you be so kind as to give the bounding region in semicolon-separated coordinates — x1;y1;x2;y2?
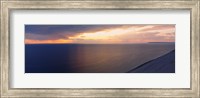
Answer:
25;43;175;73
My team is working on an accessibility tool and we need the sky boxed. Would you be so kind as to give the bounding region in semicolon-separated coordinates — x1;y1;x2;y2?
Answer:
25;25;175;44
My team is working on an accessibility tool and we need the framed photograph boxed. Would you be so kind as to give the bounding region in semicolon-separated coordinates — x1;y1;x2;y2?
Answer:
1;0;199;97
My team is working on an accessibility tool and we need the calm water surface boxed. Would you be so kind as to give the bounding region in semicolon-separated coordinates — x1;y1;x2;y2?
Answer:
25;43;175;73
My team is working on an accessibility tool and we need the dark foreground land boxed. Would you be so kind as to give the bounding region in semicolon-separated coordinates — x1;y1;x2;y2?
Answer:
128;50;175;73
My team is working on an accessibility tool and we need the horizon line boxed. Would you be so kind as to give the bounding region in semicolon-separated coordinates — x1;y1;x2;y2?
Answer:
25;42;175;45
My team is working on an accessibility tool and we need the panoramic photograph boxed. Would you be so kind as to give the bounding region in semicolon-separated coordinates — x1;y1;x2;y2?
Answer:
25;25;175;73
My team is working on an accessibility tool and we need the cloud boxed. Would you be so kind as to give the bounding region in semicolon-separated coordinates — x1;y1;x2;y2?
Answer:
25;25;124;40
25;33;68;40
25;25;175;44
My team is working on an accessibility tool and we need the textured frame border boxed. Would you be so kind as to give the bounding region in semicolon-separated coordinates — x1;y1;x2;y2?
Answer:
0;0;199;97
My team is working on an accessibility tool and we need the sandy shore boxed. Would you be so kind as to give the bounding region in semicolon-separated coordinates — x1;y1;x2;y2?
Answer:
128;50;175;73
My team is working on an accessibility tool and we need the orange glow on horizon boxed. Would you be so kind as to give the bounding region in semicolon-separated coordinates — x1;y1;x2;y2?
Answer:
25;39;73;44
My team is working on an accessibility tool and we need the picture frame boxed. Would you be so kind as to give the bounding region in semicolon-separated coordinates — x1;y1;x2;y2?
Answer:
0;0;199;97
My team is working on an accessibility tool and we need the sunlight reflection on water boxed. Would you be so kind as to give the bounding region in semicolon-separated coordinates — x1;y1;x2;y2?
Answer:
25;43;175;73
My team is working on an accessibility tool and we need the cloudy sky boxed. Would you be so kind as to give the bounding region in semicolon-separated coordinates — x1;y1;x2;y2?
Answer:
25;25;175;44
